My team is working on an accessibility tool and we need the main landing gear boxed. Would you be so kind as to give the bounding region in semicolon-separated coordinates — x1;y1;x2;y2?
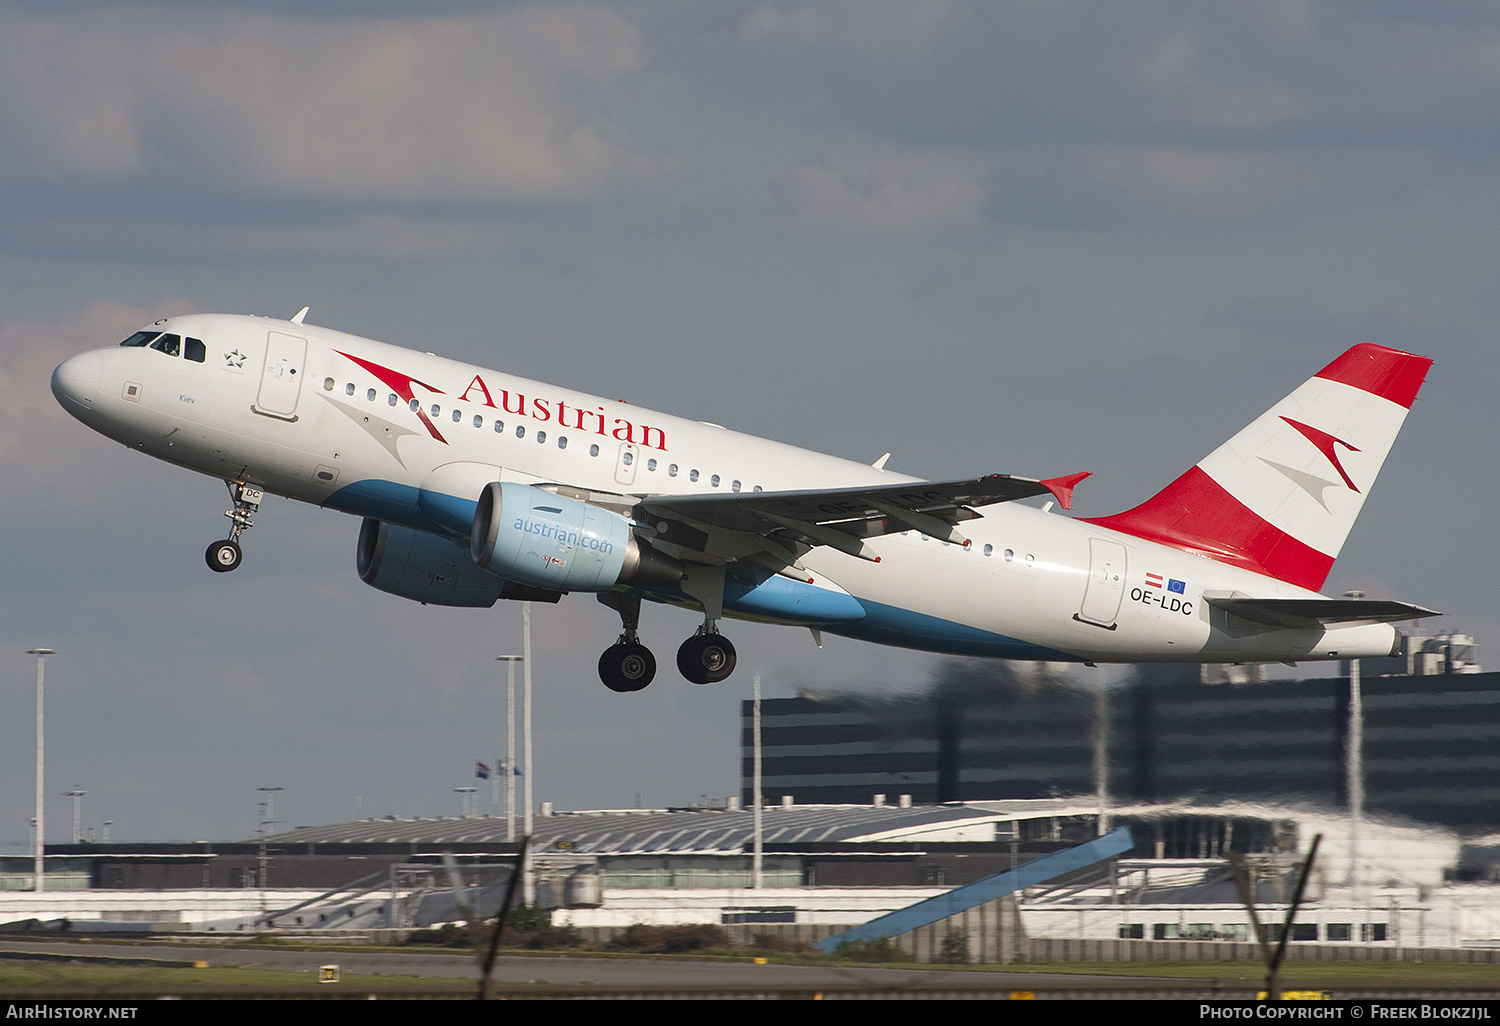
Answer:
206;482;263;573
676;624;737;685
596;594;738;692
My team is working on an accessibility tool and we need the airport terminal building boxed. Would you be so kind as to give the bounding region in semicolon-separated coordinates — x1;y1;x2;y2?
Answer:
741;637;1499;832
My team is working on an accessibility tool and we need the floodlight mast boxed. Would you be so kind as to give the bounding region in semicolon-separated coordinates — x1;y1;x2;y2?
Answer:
27;648;54;893
495;655;523;843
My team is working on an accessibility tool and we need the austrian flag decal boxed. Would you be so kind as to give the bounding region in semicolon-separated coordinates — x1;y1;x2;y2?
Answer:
1145;572;1186;594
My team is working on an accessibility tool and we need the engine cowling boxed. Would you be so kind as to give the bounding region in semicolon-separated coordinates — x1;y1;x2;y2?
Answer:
357;518;559;607
470;482;682;592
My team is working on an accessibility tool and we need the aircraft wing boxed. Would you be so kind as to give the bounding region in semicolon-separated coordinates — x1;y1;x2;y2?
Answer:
634;472;1087;561
1203;594;1440;629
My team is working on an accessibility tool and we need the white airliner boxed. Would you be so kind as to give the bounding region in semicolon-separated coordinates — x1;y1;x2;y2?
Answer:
51;311;1436;690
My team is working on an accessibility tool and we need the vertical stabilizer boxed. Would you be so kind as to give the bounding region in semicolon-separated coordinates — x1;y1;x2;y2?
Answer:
1082;344;1431;590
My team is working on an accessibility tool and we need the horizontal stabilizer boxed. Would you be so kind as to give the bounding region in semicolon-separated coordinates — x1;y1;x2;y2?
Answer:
1203;594;1440;629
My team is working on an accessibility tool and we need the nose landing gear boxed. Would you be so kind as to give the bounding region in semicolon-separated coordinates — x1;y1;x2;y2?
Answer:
206;482;263;573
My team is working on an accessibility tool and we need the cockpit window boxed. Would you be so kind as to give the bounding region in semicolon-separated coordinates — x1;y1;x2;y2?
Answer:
148;333;181;357
185;337;206;363
119;331;159;347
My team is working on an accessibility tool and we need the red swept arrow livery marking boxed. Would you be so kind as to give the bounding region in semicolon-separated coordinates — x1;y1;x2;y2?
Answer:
1280;416;1360;493
336;350;449;444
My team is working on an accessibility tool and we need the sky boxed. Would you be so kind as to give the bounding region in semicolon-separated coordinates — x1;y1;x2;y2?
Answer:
2;1;1498;845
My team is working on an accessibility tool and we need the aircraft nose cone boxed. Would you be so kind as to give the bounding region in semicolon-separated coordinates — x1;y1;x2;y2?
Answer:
51;351;101;416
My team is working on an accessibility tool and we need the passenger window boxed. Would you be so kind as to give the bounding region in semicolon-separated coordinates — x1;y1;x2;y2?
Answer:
983;544;993;556
367;388;377;401
473;414;483;428
668;464;678;477
536;430;546;444
589;444;599;456
622;451;633;466
647;459;657;472
689;469;699;482
516;426;525;438
558;436;567;449
323;377;335;391
346;383;356;396
388;394;398;406
451;409;462;423
430;404;441;417
185;338;206;363
494;420;505;433
408;399;419;412
753;485;763;492
731;480;741;492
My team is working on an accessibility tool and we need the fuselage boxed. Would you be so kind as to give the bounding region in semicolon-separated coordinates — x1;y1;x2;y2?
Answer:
51;313;1402;665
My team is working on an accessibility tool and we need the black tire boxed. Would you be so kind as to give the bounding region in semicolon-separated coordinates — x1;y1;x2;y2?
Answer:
206;540;242;573
676;633;737;685
599;642;656;693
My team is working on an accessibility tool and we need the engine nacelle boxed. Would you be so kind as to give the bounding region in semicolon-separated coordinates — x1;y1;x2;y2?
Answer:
357;518;559;607
470;482;682;592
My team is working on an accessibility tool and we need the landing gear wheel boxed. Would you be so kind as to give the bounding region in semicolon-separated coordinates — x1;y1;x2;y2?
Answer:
206;540;242;573
676;633;737;685
599;643;656;693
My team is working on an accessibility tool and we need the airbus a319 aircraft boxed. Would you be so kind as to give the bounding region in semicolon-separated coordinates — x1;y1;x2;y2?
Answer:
51;310;1436;691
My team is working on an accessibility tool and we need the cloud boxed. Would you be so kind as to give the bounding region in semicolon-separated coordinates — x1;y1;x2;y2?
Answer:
784;148;988;238
662;3;1500;230
0;6;671;203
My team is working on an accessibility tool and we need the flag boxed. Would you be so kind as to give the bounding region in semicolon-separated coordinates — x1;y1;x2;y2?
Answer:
475;761;490;780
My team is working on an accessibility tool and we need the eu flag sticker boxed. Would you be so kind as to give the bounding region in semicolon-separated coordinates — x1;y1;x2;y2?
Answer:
1167;579;1186;594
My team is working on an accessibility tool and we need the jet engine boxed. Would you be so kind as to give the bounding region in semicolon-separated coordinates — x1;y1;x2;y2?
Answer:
357;518;558;607
470;482;682;592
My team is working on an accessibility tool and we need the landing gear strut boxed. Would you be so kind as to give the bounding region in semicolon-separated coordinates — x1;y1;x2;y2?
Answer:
676;624;737;685
206;482;263;573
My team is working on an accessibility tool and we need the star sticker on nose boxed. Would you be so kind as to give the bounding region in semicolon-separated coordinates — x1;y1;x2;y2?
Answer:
225;349;247;368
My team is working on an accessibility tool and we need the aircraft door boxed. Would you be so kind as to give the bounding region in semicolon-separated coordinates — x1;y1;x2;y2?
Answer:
1077;538;1127;629
614;442;638;486
254;331;307;420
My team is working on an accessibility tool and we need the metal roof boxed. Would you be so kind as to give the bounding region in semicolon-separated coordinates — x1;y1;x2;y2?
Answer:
262;800;1101;855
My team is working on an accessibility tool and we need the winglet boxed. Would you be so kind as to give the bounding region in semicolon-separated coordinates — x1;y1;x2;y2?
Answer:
1040;471;1090;511
291;306;310;324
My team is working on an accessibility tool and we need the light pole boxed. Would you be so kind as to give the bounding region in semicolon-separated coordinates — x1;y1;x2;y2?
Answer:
455;786;477;818
1345;590;1365;897
256;785;283;916
495;655;523;843
522;602;534;905
753;673;763;889
64;787;86;844
27;648;54;892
